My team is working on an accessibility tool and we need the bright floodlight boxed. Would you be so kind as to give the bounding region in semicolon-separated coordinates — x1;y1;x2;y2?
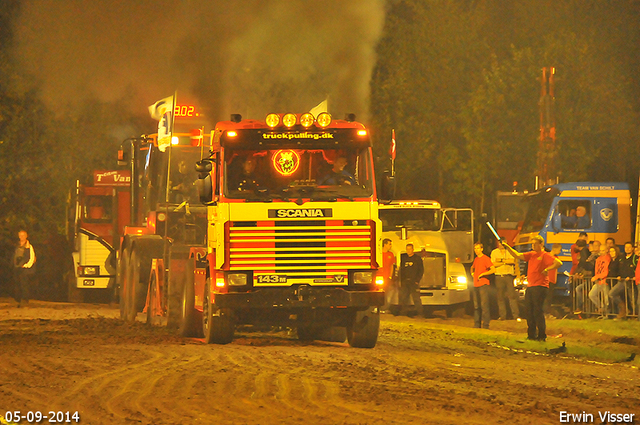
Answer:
266;113;280;127
300;113;314;128
283;113;297;128
316;112;332;128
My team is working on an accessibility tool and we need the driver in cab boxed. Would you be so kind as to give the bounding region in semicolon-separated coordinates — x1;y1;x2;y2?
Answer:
233;156;261;192
318;156;355;186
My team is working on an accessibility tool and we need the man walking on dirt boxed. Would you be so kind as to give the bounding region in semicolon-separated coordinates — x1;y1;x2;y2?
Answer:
399;243;423;318
503;236;561;341
13;230;36;307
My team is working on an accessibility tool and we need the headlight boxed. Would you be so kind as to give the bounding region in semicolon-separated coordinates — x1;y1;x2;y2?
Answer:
375;275;385;287
353;271;373;284
514;276;528;287
227;273;248;286
449;275;467;284
79;266;99;276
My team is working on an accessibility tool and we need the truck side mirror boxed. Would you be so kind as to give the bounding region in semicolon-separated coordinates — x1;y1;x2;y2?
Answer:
195;159;213;177
196;175;214;204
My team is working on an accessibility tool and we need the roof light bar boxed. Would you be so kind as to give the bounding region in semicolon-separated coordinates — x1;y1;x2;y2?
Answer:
317;112;332;128
266;113;280;128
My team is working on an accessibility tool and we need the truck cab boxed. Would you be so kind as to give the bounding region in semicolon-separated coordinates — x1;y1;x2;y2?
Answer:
68;170;131;302
379;201;473;316
512;182;632;302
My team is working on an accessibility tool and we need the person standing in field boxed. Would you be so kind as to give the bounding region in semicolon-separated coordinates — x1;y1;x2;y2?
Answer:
471;243;494;329
13;230;36;307
503;236;562;341
380;238;397;313
399;243;424;318
490;241;519;320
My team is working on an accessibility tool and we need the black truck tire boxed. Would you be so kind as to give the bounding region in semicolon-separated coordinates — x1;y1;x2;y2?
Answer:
346;307;380;348
146;273;162;326
202;281;234;344
178;260;202;337
118;248;129;320
124;249;146;322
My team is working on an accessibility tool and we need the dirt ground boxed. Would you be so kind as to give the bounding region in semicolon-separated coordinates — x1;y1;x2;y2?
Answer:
0;299;638;425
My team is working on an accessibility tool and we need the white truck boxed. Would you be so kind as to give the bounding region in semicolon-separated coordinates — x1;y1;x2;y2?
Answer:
379;200;473;317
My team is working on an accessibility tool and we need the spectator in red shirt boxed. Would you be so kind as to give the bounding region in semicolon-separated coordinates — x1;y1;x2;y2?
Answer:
503;235;562;341
380;238;397;313
471;243;495;329
588;244;612;315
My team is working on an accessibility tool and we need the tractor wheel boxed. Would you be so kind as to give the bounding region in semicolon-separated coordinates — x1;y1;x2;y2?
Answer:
202;279;234;344
118;248;129;320
178;260;202;337
346;307;380;348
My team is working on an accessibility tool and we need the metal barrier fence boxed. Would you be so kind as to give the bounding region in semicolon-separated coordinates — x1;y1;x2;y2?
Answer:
570;276;638;318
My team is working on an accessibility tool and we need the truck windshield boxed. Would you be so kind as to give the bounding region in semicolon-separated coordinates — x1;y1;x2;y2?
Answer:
521;188;559;233
380;209;441;232
144;146;204;205
83;195;112;222
223;147;373;200
496;193;527;230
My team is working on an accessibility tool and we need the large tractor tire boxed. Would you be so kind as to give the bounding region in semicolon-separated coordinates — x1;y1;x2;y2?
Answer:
202;280;234;344
124;249;146;322
146;273;163;327
346;307;380;348
178;260;203;337
166;275;183;328
118;248;129;320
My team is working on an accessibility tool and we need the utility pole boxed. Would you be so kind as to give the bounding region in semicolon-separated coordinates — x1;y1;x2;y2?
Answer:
536;67;558;190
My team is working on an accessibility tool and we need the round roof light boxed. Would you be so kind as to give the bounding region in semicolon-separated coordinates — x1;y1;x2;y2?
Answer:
300;113;314;128
266;113;280;128
316;112;332;128
282;113;297;128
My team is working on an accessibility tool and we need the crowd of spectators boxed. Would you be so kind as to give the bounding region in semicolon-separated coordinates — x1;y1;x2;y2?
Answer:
571;235;639;319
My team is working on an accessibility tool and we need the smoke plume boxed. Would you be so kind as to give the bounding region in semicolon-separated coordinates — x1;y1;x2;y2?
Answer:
15;0;385;125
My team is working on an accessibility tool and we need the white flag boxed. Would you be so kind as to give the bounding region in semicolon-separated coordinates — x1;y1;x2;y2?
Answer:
148;96;174;152
309;99;328;118
148;96;174;120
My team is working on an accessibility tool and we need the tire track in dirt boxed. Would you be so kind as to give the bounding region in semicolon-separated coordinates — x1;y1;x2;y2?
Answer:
214;349;297;422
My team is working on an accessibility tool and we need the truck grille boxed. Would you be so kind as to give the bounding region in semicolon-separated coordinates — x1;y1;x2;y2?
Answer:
228;219;373;286
419;252;447;289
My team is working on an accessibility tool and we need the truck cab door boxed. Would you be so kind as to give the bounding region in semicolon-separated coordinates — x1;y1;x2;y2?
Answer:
593;198;618;234
440;208;474;264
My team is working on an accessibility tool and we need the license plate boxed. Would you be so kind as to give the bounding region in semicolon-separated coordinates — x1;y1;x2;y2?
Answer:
256;275;287;284
82;279;95;286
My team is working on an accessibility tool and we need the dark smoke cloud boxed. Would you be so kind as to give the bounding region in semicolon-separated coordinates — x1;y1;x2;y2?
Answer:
15;0;385;125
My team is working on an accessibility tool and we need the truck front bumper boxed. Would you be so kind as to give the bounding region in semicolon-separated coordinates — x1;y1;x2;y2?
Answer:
214;287;385;309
